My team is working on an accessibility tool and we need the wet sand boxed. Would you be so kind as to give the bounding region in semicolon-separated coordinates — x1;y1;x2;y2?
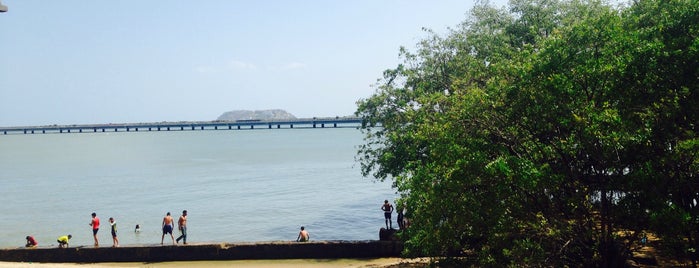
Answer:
0;258;427;268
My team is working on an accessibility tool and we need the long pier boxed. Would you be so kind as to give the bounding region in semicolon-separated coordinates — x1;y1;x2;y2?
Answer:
0;117;362;135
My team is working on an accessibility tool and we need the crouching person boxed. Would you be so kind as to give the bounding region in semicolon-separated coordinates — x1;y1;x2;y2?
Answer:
57;234;72;248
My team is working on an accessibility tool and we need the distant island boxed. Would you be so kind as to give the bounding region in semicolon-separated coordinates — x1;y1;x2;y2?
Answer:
216;109;297;121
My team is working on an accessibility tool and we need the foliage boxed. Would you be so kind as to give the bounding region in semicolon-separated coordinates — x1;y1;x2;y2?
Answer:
356;0;699;266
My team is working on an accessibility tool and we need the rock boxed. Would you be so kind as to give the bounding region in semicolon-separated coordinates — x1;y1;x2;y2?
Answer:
379;228;398;241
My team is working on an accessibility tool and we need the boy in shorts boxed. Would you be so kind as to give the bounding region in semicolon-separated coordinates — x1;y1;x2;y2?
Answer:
57;234;72;248
110;217;119;247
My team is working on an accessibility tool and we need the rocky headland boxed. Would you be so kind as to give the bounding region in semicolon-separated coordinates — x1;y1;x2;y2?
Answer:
217;109;297;121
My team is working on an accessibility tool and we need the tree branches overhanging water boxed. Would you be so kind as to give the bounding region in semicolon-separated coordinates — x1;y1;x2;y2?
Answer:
356;0;699;266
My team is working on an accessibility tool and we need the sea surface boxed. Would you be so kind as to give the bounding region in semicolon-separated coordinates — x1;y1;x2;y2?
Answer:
0;128;397;248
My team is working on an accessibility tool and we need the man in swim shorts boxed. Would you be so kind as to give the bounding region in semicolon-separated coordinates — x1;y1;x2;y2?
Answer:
161;212;175;245
381;200;394;229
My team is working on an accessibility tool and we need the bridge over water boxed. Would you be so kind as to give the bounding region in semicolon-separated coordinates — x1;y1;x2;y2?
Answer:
0;117;362;135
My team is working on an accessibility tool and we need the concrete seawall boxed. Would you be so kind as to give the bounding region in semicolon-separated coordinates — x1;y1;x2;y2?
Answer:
0;241;403;263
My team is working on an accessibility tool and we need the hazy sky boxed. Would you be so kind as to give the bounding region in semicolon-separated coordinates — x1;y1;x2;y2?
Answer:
0;0;506;127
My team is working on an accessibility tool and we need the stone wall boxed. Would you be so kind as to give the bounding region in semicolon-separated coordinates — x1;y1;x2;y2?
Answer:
0;241;403;263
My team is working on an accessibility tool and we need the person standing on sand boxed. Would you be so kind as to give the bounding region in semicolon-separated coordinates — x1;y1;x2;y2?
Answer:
297;226;310;242
176;210;187;244
381;200;394;229
89;212;100;247
109;217;119;247
161;212;175;245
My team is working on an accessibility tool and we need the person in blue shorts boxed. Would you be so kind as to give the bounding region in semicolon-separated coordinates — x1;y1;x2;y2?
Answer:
161;212;175;245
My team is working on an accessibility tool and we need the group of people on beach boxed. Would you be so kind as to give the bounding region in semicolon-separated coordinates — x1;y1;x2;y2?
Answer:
24;210;188;248
23;201;401;249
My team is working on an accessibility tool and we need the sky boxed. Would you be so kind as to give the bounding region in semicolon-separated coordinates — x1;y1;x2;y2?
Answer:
0;0;507;127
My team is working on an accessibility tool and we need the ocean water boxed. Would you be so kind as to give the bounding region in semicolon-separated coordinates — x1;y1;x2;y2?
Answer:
0;128;397;248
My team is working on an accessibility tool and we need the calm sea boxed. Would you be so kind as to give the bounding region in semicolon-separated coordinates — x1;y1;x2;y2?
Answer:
0;128;397;248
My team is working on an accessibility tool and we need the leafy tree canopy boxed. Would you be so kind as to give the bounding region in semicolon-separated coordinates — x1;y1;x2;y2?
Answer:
356;0;698;266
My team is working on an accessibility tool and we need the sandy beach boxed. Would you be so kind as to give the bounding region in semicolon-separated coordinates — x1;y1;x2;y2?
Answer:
0;258;427;268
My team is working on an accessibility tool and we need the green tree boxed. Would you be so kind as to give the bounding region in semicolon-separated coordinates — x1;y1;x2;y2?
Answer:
616;0;699;263
356;0;699;266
